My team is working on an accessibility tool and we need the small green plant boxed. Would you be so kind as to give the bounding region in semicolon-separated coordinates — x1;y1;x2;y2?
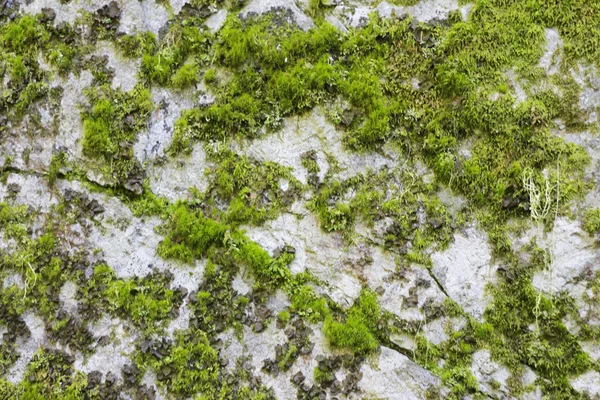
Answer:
171;62;199;89
203;68;217;85
277;310;291;324
324;289;381;355
582;208;600;235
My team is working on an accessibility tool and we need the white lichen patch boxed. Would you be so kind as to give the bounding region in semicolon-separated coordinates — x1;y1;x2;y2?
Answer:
232;272;253;296
431;226;495;320
59;280;79;315
22;0;109;27
146;144;210;202
379;266;447;323
470;349;511;397
359;245;397;290
0;173;58;213
55;71;94;161
205;9;228;33
437;188;467;217
2;273;25;290
88;216;161;278
572;65;600;123
580;341;600;362
135;88;195;163
530;218;598;295
23;0;169;45
422;316;465;346
506;69;528;105
244;107;396;185
377;0;460;22
358;346;444;399
0;116;56;173
119;0;170;36
460;3;473;21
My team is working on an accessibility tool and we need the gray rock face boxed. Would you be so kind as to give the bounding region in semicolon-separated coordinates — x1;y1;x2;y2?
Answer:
470;350;511;396
359;346;444;399
571;370;600;397
431;227;495;320
246;205;363;305
2;0;600;398
243;108;396;184
241;0;315;31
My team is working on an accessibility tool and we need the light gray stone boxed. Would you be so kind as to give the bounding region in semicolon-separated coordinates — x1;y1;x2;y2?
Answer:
571;370;600;397
359;346;444;399
431;227;495;320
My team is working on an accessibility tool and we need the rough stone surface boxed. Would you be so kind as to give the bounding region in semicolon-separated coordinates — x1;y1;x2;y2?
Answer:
2;0;600;398
431;226;495;320
470;350;511;396
571;370;600;397
244;108;396;184
245;204;363;305
358;346;444;399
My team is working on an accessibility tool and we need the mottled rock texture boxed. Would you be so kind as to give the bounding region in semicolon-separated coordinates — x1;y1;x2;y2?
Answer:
1;0;600;399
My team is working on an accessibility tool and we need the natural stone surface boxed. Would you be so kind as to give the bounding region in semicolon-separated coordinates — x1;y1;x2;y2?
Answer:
246;205;363;305
2;0;600;398
571;370;600;397
241;0;314;31
358;346;444;399
539;28;562;75
244;108;396;184
470;350;511;396
7;312;46;384
431;226;495;320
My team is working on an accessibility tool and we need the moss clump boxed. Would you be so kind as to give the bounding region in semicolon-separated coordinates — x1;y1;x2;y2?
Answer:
0;15;90;122
139;332;220;397
582;208;600;235
200;148;302;226
140;22;210;86
1;347;90;399
188;260;248;336
81;85;153;190
157;204;229;263
82;265;184;333
324;289;382;355
290;285;330;323
171;62;200;89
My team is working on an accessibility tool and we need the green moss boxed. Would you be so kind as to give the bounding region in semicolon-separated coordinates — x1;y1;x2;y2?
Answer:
290;285;330;323
582;208;600;235
277;310;291;324
80;85;153;188
140;23;210;86
3;2;600;397
140;332;220;397
0;15;50;55
203;67;217;85
157;204;229;263
16;348;88;399
80;265;184;333
171;61;200;89
324;289;381;355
